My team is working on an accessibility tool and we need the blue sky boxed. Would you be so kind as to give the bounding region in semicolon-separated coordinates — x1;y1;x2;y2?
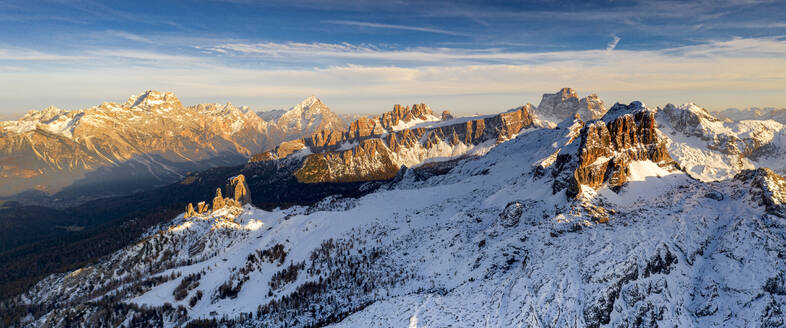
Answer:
1;0;785;116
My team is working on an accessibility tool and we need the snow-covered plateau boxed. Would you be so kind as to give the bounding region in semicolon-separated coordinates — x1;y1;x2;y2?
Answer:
6;97;786;328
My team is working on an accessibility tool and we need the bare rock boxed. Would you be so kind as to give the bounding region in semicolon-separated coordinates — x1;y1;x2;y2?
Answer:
441;110;454;121
212;188;225;211
536;88;607;122
185;203;196;218
226;174;251;205
500;201;524;227
567;102;675;198
197;201;208;214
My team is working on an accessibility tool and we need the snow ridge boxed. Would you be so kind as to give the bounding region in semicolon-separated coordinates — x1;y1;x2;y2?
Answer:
7;97;786;328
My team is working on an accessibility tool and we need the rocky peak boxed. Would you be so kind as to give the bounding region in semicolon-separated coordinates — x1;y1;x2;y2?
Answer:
536;88;607;123
285;96;326;117
545;101;676;198
378;104;435;130
124;90;182;109
290;104;536;184
212;188;225;210
441;110;454;121
277;96;347;137
659;103;720;136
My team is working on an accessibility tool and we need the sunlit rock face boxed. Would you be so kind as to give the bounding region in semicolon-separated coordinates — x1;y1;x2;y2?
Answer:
566;102;675;197
252;102;538;184
0;92;346;204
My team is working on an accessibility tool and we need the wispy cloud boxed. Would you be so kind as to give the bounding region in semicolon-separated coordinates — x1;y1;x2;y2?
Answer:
0;47;89;61
2;37;786;113
606;35;621;52
104;30;154;44
324;20;470;36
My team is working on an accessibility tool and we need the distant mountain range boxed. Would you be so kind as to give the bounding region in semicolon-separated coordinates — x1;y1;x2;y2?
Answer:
0;91;347;206
715;107;786;124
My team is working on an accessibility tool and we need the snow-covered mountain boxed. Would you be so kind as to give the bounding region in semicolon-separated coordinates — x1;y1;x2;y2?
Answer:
0;92;344;205
656;103;786;181
4;92;786;327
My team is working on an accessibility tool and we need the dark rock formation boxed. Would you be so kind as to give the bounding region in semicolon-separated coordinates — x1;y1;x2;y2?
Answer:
499;201;524;227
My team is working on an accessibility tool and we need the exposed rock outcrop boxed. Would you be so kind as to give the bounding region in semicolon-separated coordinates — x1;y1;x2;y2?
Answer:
289;104;536;183
184;203;196;219
213;188;225;211
183;175;251;218
499;201;525;227
252;103;438;162
736;168;786;217
442;110;454;121
226;174;251;205
564;102;675;198
197;202;208;214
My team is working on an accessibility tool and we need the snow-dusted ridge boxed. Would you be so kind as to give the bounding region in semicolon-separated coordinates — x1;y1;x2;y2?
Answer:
655;102;786;181
10;95;786;327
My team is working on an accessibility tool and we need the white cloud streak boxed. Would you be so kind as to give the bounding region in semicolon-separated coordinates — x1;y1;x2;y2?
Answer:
606;35;621;52
104;30;155;44
324;20;470;36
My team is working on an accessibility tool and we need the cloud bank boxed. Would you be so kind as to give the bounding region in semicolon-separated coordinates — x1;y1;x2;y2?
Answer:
1;37;785;115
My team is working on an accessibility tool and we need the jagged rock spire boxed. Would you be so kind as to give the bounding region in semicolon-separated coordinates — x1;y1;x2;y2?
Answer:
226;174;251;205
213;188;225;210
185;203;196;218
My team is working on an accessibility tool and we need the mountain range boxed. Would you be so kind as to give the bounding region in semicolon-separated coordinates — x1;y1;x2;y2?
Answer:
716;107;786;124
1;88;785;327
0;91;347;206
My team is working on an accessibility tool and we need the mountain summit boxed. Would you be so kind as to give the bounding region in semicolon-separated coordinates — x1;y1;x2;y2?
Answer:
276;95;348;139
124;90;183;110
535;87;607;123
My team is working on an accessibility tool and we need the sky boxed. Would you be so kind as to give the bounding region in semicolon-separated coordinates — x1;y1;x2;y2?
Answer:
0;0;785;116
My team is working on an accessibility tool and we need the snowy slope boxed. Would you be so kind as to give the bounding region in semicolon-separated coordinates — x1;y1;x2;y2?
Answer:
10;101;786;327
656;103;786;181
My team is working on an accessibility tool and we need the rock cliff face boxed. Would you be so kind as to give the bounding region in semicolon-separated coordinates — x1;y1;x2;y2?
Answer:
540;102;676;198
226;174;251;204
535;88;607;123
0;92;342;205
253;103;537;184
571;102;674;196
